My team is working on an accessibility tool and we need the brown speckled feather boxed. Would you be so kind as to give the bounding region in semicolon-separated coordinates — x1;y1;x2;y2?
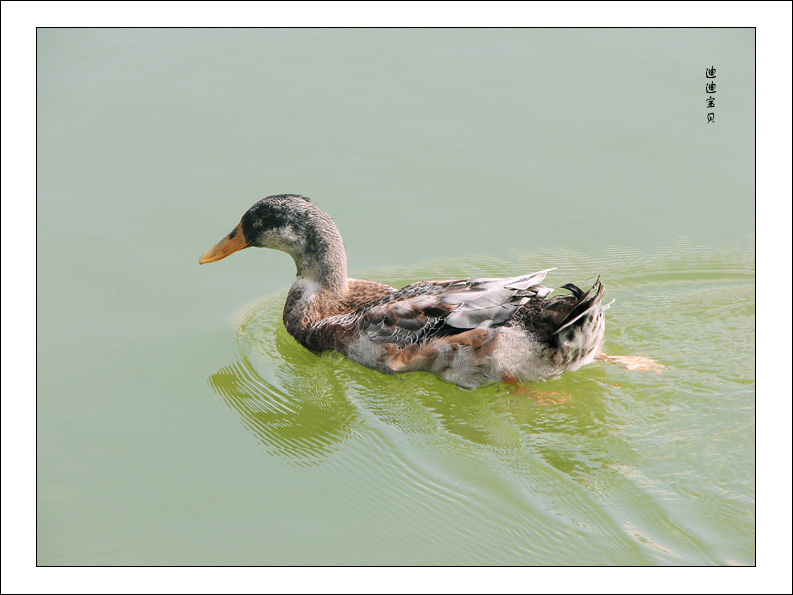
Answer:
309;272;552;351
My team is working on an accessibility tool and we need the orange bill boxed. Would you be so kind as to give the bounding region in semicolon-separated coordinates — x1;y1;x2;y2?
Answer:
199;223;250;264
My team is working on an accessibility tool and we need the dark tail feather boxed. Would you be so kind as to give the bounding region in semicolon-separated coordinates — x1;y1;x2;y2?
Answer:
560;283;585;299
554;280;605;335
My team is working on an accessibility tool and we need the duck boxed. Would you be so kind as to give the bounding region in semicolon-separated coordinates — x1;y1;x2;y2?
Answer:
199;194;612;389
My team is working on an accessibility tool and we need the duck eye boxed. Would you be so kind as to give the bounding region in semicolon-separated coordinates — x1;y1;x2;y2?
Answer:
229;229;237;239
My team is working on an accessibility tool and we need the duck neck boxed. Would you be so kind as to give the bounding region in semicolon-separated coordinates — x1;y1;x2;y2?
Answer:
283;217;349;343
288;210;349;297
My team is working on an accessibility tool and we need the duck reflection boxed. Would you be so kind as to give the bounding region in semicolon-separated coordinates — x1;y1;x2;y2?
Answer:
206;293;635;476
207;295;362;465
208;354;361;466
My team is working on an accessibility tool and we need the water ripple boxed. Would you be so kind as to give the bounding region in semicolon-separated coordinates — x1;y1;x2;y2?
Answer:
205;239;754;564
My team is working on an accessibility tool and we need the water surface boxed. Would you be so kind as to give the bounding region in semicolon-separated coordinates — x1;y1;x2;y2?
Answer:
36;28;754;565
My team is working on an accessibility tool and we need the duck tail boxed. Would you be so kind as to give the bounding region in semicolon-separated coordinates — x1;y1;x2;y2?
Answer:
553;279;607;335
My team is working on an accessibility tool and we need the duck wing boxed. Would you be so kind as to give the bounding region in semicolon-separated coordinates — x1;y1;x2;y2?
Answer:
358;269;555;348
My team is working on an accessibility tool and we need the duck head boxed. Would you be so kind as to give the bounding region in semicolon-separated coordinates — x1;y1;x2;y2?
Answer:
199;194;349;292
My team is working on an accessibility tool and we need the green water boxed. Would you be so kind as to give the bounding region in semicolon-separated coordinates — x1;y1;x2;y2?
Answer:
36;28;754;566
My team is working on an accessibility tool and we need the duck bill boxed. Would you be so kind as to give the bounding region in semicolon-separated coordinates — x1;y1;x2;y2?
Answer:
199;223;250;264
